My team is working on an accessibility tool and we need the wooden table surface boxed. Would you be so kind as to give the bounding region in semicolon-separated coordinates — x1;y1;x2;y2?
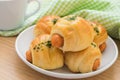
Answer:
0;36;120;80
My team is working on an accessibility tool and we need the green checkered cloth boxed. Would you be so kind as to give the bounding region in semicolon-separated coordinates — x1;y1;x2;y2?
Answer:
0;0;120;40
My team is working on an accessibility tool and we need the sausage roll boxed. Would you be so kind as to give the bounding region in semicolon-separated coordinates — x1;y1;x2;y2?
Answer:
65;42;101;73
28;34;64;70
51;15;94;52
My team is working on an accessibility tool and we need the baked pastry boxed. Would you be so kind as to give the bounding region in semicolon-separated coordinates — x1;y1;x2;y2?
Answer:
65;42;101;73
34;16;60;37
90;22;108;52
92;22;108;46
51;15;94;52
26;34;64;70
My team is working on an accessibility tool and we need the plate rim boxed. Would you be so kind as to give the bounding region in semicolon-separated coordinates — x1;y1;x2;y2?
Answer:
15;25;118;79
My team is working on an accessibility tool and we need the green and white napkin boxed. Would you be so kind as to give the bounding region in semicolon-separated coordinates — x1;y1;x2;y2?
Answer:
0;0;120;40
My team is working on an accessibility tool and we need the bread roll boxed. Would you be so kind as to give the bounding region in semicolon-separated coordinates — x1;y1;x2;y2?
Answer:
30;34;64;70
51;15;94;52
34;16;60;37
65;42;101;73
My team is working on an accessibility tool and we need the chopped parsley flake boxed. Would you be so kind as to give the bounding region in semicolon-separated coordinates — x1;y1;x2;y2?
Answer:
66;16;77;21
45;41;52;48
52;18;58;25
94;27;99;34
91;43;96;47
33;41;52;52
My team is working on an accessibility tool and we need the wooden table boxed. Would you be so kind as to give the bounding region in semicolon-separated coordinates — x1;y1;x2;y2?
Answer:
0;36;120;80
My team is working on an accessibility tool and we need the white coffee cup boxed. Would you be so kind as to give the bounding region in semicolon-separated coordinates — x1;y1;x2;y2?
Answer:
0;0;40;30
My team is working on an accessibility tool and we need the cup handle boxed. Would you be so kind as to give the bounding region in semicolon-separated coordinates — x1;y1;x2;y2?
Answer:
25;0;41;18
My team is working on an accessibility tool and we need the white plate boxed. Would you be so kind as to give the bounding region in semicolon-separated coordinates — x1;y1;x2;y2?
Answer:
15;25;118;79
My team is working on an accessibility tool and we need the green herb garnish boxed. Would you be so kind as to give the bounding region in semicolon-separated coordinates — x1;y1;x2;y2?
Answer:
91;43;96;47
66;16;77;21
52;18;58;25
33;47;36;50
33;41;52;52
37;47;40;49
38;43;40;46
46;41;52;48
94;27;99;34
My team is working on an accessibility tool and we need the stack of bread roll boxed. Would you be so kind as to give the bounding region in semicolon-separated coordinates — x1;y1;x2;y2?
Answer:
26;15;108;73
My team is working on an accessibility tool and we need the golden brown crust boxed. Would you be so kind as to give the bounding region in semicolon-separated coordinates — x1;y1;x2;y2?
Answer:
65;42;101;73
51;15;94;51
34;16;60;37
91;22;108;46
30;34;64;70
